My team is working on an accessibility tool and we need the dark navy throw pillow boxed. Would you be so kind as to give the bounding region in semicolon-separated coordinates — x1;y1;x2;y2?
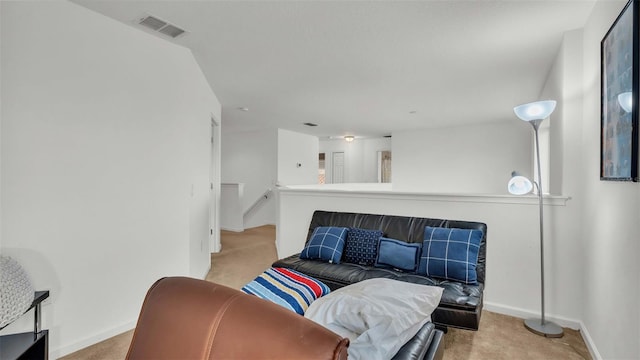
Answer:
342;228;383;266
418;226;483;284
374;237;421;272
300;226;348;264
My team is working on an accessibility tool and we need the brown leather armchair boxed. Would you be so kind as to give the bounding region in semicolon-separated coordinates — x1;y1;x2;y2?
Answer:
126;277;349;360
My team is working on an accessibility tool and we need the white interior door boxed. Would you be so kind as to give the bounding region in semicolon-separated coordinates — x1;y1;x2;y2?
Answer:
332;152;345;183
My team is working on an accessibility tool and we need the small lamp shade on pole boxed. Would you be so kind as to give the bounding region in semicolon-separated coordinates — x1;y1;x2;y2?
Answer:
507;172;533;195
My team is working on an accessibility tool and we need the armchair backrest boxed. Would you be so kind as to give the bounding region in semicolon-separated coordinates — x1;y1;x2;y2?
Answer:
126;277;349;360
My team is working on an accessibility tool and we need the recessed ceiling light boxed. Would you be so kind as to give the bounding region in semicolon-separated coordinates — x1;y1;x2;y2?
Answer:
237;107;249;112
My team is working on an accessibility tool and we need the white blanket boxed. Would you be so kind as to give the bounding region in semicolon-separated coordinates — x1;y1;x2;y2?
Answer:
304;278;443;360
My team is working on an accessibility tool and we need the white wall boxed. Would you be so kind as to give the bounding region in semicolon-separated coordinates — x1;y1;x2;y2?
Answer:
211;118;222;252
0;1;2;252
579;1;640;358
0;1;221;357
220;128;317;229
319;137;391;183
277;129;319;186
542;41;564;196
221;129;277;229
220;183;244;232
392;122;531;194
538;2;640;357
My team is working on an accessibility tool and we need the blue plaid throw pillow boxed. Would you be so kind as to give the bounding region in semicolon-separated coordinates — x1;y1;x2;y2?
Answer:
342;228;383;266
418;226;483;284
300;226;348;264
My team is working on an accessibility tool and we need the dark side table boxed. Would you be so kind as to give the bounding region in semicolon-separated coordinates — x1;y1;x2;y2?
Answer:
0;291;50;360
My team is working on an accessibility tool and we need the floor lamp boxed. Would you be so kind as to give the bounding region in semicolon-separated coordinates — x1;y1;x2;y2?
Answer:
508;100;564;338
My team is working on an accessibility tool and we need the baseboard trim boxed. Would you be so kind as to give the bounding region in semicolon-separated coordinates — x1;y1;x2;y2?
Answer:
201;264;211;280
483;301;580;329
220;226;244;232
483;301;601;359
578;320;603;360
51;320;136;359
243;221;276;230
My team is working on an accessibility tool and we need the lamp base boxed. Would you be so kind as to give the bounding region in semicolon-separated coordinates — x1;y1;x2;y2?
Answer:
524;318;564;338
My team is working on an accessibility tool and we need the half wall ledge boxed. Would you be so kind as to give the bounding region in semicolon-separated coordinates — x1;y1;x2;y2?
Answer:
277;185;571;207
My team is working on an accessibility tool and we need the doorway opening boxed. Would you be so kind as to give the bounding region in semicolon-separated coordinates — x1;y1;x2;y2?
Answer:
377;151;392;183
318;153;326;184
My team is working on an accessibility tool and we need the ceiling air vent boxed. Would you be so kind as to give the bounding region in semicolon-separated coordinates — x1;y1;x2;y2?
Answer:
159;24;186;38
137;14;187;39
303;122;318;127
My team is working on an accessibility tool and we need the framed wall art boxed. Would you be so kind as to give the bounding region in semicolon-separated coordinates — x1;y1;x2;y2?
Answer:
601;0;639;181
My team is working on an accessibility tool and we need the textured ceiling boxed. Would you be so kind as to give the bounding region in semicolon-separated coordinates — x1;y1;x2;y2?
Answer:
73;0;596;138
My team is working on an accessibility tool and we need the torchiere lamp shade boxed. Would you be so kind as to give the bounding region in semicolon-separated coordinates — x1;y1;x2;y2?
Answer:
513;100;557;122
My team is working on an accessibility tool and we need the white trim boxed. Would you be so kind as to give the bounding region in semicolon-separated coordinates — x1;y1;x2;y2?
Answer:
483;301;580;329
201;264;211;280
244;221;277;229
278;186;571;206
210;113;220;127
579;320;603;360
210;115;221;255
52;320;135;359
220;226;244;232
483;301;601;360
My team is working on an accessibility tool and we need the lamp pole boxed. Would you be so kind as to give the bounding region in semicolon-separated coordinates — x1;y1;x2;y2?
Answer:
524;119;564;338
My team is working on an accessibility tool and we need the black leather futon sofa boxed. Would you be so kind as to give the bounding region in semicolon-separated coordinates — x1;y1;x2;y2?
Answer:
273;210;488;332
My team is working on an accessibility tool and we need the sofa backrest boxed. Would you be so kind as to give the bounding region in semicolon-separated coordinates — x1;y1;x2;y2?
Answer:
306;210;488;284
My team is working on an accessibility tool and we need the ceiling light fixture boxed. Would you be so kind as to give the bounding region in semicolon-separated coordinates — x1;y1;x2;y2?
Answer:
344;136;355;142
237;107;249;112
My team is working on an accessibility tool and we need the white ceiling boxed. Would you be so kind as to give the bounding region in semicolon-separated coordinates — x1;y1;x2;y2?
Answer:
73;0;596;138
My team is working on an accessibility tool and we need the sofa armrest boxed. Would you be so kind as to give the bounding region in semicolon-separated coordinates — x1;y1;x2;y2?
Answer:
391;322;444;360
424;329;444;360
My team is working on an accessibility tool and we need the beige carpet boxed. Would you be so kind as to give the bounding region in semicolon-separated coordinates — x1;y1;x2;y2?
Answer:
205;225;278;289
61;225;591;360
